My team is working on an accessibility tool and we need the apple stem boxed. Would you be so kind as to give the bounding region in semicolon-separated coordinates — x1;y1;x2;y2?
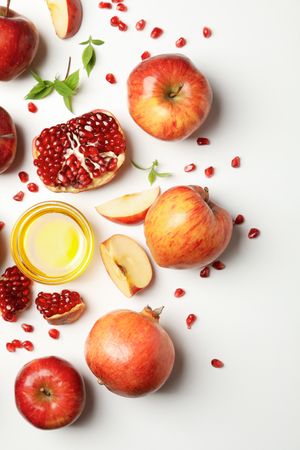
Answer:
168;84;183;99
65;57;72;80
5;0;11;17
40;387;51;397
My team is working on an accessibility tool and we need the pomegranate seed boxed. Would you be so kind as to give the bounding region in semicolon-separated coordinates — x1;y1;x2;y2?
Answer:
106;73;117;84
27;182;39;192
197;137;210;145
212;260;225;270
204;166;214;177
98;1;112;8
18;171;29;183
12;339;22;348
48;328;60;339
136;19;146;31
200;266;210;278
186;314;197;329
151;27;163;39
22;340;34;351
110;15;120;26
248;228;260;239
184;163;196;173
0;266;32;322
175;37;186;48
231;156;240;168
211;359;224;368
203;27;212;38
112;0;123;2
6;342;16;353
118;21;128;31
174;288;185;298
116;3;127;11
35;290;83;321
21;323;34;332
234;214;245;225
13;191;24;201
0;221;5;231
28;102;38;113
141;51;151;60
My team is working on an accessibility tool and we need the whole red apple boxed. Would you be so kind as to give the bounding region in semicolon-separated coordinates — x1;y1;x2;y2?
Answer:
0;106;17;173
85;306;175;397
0;3;39;81
144;185;233;268
127;54;212;141
15;356;85;429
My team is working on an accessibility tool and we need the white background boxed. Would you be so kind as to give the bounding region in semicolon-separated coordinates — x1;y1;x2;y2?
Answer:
1;0;300;449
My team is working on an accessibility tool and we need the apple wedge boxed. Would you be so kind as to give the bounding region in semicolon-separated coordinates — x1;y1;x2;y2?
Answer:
95;186;160;225
100;234;153;297
46;0;82;39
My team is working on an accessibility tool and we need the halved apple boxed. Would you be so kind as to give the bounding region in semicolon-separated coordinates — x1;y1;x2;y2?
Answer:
100;234;153;297
95;186;160;225
46;0;82;39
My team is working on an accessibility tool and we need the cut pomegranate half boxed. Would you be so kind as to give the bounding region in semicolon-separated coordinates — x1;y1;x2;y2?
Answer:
32;110;126;193
0;266;32;322
35;290;85;325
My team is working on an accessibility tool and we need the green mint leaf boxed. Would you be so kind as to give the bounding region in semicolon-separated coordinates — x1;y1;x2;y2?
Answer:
79;39;90;45
131;160;150;170
31;71;43;82
92;39;104;46
34;85;55;99
148;169;156;185
54;79;75;97
82;45;94;68
65;70;80;91
155;172;172;178
25;82;54;100
63;96;73;112
85;51;96;77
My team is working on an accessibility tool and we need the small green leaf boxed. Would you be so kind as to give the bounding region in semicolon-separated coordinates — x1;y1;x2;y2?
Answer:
82;45;94;68
65;70;80;91
148;169;156;185
35;85;55;99
92;39;104;46
31;71;43;82
131;160;149;170
79;39;90;45
25;82;54;100
85;51;96;77
155;172;172;178
63;96;73;112
54;79;75;97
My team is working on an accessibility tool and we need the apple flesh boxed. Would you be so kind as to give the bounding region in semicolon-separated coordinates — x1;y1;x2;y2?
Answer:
95;186;160;224
100;234;153;297
127;54;212;141
144;185;233;268
0;6;39;81
46;0;82;39
15;356;85;429
0;107;17;174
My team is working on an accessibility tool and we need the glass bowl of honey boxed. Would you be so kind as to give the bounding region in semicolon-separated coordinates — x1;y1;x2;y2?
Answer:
11;201;94;284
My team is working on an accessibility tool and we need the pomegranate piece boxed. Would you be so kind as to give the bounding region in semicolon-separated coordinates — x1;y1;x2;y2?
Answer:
248;228;260;239
211;358;224;368
21;323;34;332
6;342;16;352
18;171;29;183
110;16;120;27
186;314;197;329
35;290;85;325
116;3;127;11
22;340;34;351
175;37;186;48
231;156;240;168
204;166;214;177
197;137;210;145
0;266;32;322
200;266;210;278
0;221;5;231
184;163;196;172
136;19;146;31
27;102;38;113
234;214;245;225
212;260;225;270
174;288;185;298
112;0;123;2
141;51;151;60
12;339;22;348
106;73;117;84
98;1;112;8
27;182;39;192
203;27;212;38
118;21;128;31
151;27;163;39
48;328;60;339
13;191;24;201
32;110;126;193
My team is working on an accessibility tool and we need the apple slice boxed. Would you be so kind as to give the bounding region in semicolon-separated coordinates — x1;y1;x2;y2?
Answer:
95;186;160;225
46;0;82;39
100;234;153;297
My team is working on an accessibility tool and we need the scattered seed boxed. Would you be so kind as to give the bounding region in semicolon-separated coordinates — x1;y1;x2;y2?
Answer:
18;171;29;183
98;1;112;8
118;21;128;31
106;73;117;84
175;37;186;48
197;137;210;145
211;358;224;368
21;323;34;332
28;102;38;113
13;191;24;201
141;51;151;60
174;288;185;298
200;266;210;278
203;27;212;38
116;3;127;11
110;15;120;27
22;340;34;351
151;27;163;38
136;19;146;31
186;314;197;329
12;339;22;348
48;329;60;339
27;182;39;192
184;163;196;172
231;156;240;168
6;342;16;353
234;214;245;225
212;260;225;270
204;166;214;177
112;0;123;2
0;221;5;231
248;228;260;239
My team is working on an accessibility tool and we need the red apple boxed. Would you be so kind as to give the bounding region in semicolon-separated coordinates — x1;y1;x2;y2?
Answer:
127;54;212;141
15;356;85;429
0;106;17;174
0;3;39;81
144;185;233;268
45;0;82;39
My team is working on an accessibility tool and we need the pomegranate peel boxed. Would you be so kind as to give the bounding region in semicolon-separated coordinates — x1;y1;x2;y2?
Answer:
35;290;85;325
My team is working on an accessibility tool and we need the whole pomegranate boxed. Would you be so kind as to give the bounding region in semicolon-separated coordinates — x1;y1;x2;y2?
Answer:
32;109;126;193
0;106;17;174
85;306;175;397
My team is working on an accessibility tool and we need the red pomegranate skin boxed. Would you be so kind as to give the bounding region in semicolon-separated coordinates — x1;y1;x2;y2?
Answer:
85;309;175;397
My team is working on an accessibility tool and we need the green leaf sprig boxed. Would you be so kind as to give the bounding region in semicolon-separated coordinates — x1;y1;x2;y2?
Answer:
80;36;104;76
25;58;80;112
131;159;172;185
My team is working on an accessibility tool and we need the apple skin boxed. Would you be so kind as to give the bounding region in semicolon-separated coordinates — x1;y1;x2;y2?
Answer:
15;356;85;429
144;185;233;268
127;54;212;141
0;7;39;81
0;107;17;174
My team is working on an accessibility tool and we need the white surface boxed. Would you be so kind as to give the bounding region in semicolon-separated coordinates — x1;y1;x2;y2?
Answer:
1;0;300;449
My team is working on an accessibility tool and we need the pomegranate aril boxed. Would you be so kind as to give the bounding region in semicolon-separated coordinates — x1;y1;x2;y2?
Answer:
0;221;5;231
184;163;196;172
174;288;185;298
116;3;127;11
175;37;186;48
186;314;197;329
110;15;120;26
211;359;224;368
28;102;38;113
203;27;212;38
18;171;29;183
112;0;123;2
22;340;34;351
13;191;24;201
136;19;146;31
6;342;16;352
21;323;34;332
234;214;244;225
12;339;22;348
27;182;39;192
141;51;151;60
106;73;117;84
205;166;214;177
0;266;32;322
197;137;210;146
248;228;260;239
212;260;225;270
118;21;128;31
98;1;112;8
200;266;210;278
231;156;240;168
48;328;60;339
151;27;163;38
